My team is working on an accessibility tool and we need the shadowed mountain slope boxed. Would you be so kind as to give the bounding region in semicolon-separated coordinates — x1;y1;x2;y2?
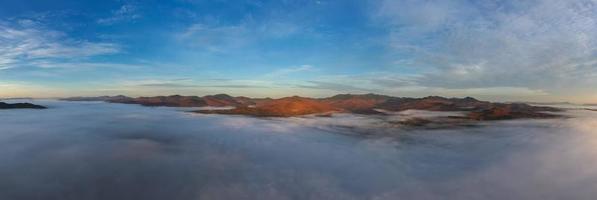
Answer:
0;102;47;109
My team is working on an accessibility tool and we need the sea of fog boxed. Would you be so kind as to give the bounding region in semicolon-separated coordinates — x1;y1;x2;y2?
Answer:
1;100;597;200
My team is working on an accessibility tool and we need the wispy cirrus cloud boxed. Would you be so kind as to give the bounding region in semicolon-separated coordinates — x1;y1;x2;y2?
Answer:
264;65;315;78
0;20;120;69
121;78;270;89
97;4;141;25
177;17;303;53
178;23;252;53
373;0;597;94
29;61;141;69
293;72;548;101
298;80;370;92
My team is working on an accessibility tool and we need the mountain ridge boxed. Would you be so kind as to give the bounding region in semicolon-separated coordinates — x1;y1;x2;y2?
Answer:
62;93;563;120
0;102;47;109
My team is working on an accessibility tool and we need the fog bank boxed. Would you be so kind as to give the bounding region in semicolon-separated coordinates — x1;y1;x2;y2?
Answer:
0;100;596;200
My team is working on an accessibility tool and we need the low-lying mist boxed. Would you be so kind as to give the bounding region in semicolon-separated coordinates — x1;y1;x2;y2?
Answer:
1;100;597;200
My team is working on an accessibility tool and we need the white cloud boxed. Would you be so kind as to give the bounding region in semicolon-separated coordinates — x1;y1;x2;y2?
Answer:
289;72;551;101
265;65;315;78
178;23;252;53
0;20;120;69
177;18;302;53
30;61;138;69
97;4;141;25
119;78;194;88
298;80;370;92
374;0;597;93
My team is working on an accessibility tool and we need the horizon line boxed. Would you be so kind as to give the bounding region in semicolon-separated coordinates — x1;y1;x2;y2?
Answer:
1;93;593;105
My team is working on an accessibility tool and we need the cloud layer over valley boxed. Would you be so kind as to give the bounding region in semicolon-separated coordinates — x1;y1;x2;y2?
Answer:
1;100;597;199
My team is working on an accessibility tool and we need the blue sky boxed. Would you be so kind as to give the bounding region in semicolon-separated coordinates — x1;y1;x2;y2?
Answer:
0;0;596;102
